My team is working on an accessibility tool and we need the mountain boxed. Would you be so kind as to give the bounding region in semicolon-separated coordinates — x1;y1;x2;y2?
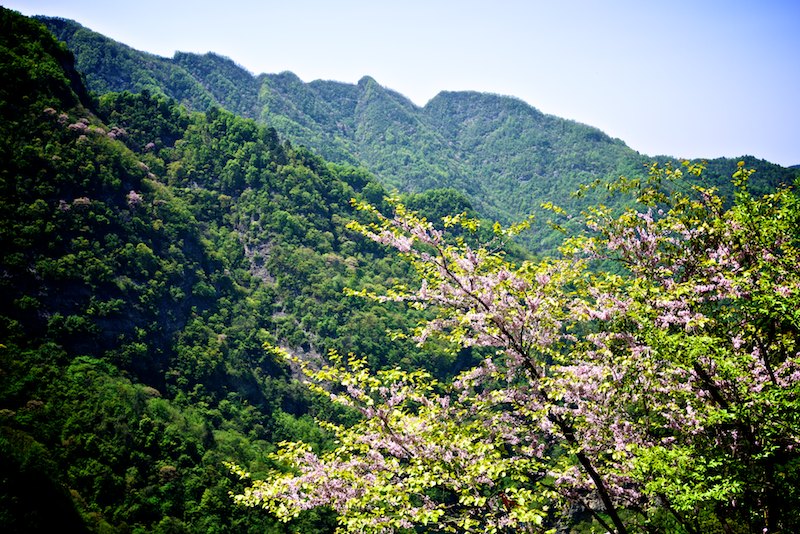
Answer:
2;8;799;532
2;8;472;532
39;16;799;246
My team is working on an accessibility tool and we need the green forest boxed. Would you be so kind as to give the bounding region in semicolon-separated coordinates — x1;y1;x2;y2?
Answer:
1;7;799;533
36;15;797;250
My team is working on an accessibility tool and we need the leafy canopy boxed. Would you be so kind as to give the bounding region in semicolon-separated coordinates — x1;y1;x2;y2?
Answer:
233;162;800;533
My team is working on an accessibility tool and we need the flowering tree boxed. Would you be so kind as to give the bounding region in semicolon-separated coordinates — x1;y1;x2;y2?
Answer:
231;162;800;533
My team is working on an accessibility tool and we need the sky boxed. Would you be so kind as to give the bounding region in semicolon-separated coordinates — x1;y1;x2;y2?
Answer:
6;0;800;166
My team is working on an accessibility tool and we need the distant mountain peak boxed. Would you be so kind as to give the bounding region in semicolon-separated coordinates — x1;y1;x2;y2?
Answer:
357;75;378;86
37;14;799;229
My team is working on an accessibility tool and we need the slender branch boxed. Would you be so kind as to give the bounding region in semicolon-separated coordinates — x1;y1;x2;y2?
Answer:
430;241;542;377
578;496;617;534
660;497;699;534
691;362;730;411
554;414;628;534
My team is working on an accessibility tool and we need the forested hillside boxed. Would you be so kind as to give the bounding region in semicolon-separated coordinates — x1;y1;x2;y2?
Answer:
4;7;800;534
0;8;467;532
38;16;799;246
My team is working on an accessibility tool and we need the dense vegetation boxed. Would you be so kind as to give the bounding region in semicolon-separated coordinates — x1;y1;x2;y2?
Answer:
37;16;798;250
0;9;467;532
236;163;800;533
2;6;799;533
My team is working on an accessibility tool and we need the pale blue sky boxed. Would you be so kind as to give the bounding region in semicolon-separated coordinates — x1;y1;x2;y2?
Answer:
6;0;799;166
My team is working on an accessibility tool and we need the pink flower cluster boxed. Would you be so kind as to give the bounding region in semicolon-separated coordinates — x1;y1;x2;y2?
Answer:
240;177;800;533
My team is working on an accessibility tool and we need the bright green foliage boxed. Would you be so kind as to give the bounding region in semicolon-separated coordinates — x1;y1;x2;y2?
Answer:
234;162;800;533
232;349;556;533
0;7;454;532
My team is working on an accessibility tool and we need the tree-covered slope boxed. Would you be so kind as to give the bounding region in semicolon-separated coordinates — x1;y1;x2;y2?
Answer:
6;8;800;533
2;8;463;532
38;15;799;245
422;91;643;210
40;16;220;113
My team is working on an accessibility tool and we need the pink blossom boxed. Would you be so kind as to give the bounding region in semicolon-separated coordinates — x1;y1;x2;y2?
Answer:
127;190;143;207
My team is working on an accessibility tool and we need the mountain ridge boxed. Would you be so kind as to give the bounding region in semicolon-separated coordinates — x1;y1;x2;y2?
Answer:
38;15;798;242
